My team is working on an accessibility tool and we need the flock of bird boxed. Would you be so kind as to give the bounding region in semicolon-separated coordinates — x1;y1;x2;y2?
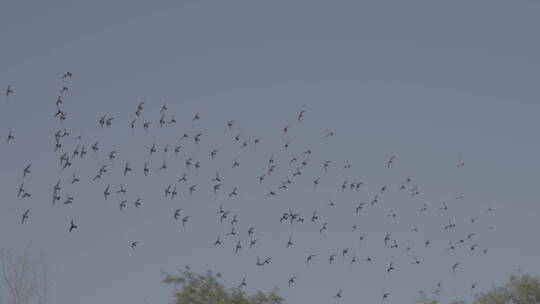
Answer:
3;76;495;303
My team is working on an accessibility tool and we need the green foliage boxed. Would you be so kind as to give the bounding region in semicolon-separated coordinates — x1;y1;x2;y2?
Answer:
475;274;540;304
417;274;540;304
416;290;465;304
162;266;283;304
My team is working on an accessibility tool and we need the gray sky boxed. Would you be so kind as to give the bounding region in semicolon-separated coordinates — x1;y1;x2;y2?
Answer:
1;1;540;303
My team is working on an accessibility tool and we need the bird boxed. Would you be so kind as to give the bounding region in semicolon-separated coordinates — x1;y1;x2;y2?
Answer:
171;187;178;200
105;117;114;127
323;161;331;171
172;209;182;221
135;102;144;116
213;236;222;246
116;184;127;194
350;253;357;265
256;256;271;266
387;155;396;168
297;110;305;122
329;254;336;264
103;185;111;200
384;233;391;247
182;216;190;228
22;164;31;177
134;198;142;208
143;122;152;131
6;85;13;97
159;114;166;128
119;200;127;211
320;222;327;234
227;120;235;130
17;183;25;198
64;195;74;205
189;184;197;196
238;277;247;288
355;203;365;213
285;236;294;248
123;163;132;176
311;212;318;222
439;201;448;211
174;146;183;156
248;227;255;238
62;72;73;79
382;293;391;301
108;150;116;161
386;262;395;273
334;288;342;298
452;263;460;272
91;141;99;153
211;172;221;182
6;130;14;143
131;241;138;250
21;209;30;224
143;163;150;176
228;187;238;197
288;276;296;287
234;240;242;254
69;219;78;232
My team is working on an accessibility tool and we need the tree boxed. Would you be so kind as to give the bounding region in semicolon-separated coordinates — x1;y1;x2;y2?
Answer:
0;249;48;304
162;266;283;304
475;274;540;304
416;290;465;304
416;274;540;304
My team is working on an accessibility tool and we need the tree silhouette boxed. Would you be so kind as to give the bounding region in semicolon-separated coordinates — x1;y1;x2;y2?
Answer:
162;266;283;304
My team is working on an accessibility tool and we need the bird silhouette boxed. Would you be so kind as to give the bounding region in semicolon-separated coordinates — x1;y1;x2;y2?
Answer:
21;209;30;224
288;276;296;287
6;85;13;97
69;219;78;232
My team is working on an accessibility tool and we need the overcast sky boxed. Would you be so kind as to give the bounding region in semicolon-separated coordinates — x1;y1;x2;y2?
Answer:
1;1;540;304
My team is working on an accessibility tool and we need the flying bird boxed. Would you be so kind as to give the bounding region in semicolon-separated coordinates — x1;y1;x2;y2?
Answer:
6;85;13;97
22;164;31;177
288;276;296;287
298;110;305;122
6;130;14;143
21;209;30;224
182;216;190;228
387;155;396;168
69;219;78;232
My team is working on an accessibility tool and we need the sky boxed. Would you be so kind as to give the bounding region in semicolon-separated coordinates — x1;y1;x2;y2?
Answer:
1;0;540;303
